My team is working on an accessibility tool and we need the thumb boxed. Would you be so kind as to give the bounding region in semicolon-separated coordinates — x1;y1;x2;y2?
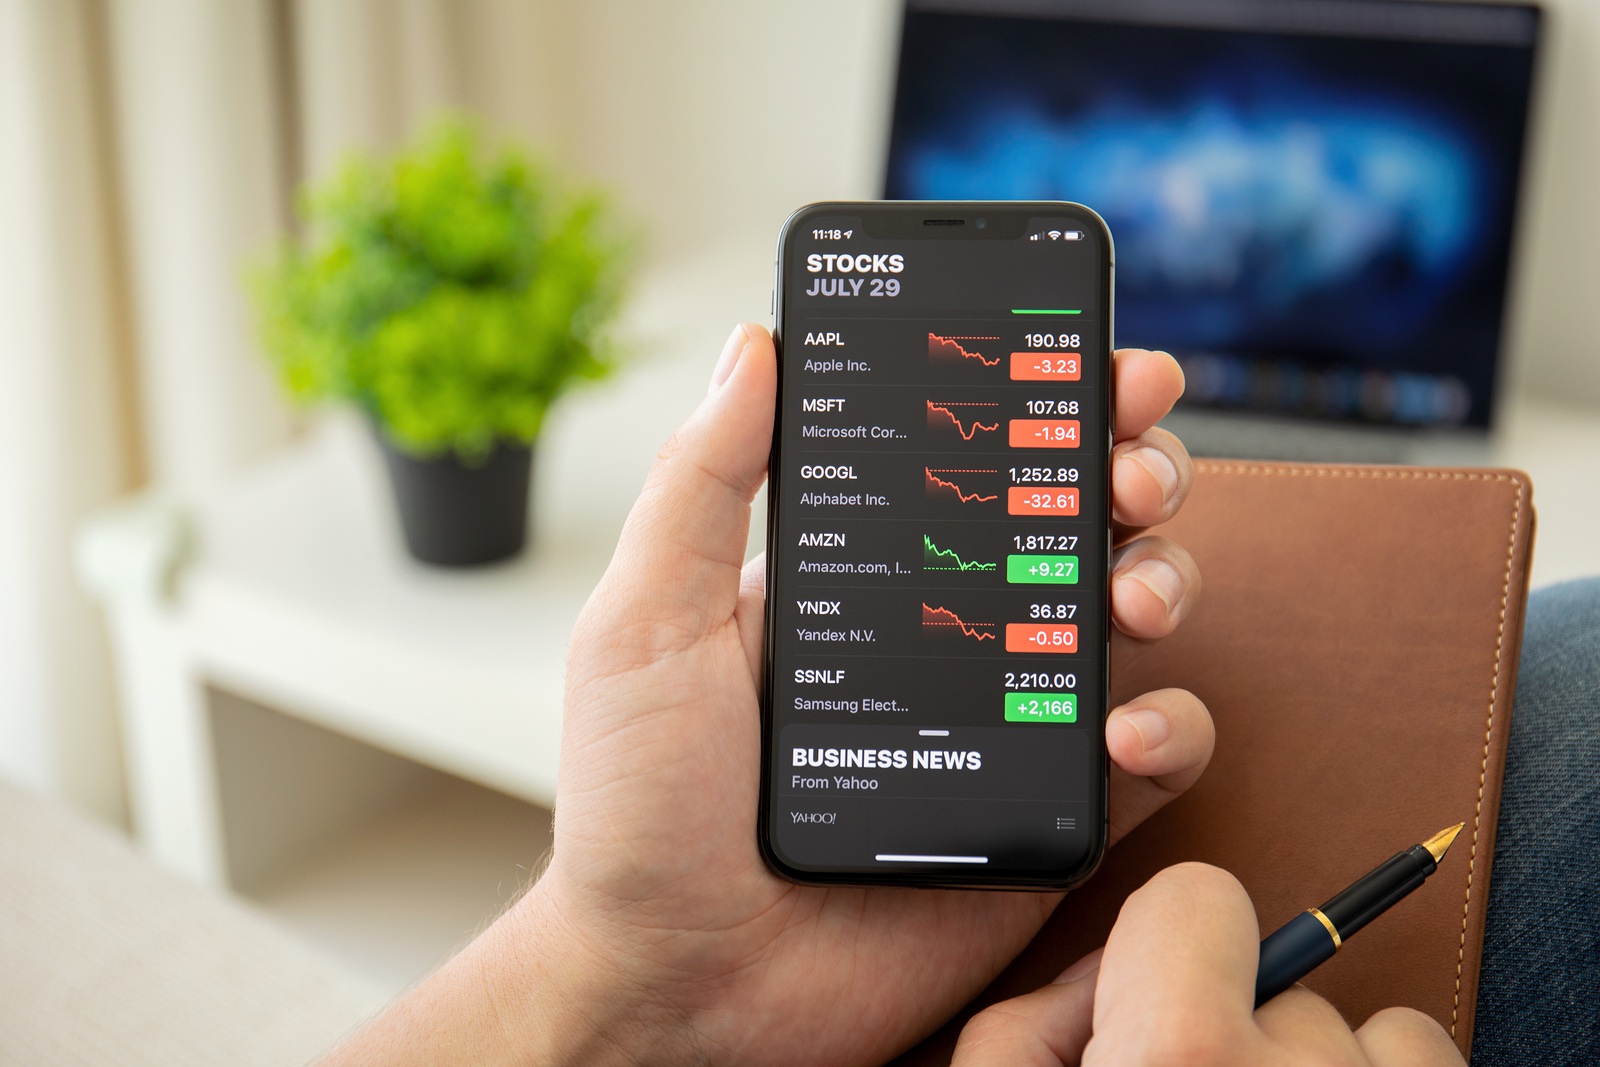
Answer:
952;950;1102;1067
595;323;775;656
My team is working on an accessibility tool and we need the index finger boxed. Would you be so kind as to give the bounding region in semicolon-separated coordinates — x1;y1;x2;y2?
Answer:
1092;863;1260;1054
1114;348;1185;443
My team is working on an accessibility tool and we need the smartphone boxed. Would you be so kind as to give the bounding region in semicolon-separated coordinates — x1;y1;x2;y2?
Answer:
759;201;1114;890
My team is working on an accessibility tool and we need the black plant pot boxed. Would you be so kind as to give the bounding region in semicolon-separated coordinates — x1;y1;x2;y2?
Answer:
374;429;534;567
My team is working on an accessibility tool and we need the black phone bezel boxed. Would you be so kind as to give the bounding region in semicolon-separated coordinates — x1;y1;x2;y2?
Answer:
758;200;1115;891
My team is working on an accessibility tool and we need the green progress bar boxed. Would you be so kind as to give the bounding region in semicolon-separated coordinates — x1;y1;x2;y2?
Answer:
1011;309;1082;315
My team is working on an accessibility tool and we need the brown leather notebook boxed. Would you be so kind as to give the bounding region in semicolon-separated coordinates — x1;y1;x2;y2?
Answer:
895;461;1536;1064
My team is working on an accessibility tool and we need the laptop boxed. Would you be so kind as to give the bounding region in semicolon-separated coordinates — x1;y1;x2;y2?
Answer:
883;0;1543;462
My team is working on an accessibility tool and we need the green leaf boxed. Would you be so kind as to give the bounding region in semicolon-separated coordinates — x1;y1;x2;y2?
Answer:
247;117;637;458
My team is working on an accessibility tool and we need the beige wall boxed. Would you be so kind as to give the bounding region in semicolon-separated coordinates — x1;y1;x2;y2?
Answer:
0;0;136;823
539;0;1600;410
1505;0;1600;407
0;0;555;823
2;0;1597;826
292;0;560;187
536;0;900;255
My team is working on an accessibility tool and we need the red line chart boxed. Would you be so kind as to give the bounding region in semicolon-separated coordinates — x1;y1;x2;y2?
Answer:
927;401;1001;441
928;332;1001;367
925;467;999;504
921;602;997;641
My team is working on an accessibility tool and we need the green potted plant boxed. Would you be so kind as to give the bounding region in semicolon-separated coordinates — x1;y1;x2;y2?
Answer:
251;120;632;566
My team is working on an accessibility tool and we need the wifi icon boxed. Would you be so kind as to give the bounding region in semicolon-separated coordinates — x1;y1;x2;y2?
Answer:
1049;230;1062;241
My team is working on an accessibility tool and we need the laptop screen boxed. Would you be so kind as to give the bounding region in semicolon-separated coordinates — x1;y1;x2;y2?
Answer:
885;0;1541;429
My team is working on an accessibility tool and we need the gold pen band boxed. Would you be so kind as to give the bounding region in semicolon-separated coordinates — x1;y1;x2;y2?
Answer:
1306;907;1342;950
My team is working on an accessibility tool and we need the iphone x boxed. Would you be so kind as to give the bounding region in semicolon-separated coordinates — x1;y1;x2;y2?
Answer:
759;201;1114;889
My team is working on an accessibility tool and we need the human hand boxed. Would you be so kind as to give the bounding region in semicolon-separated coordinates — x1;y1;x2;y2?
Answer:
952;863;1464;1066
324;324;1211;1067
515;324;1210;1066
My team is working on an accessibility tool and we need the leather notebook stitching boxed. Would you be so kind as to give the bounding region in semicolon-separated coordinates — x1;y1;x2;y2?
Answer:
893;462;1536;1065
1194;463;1527;1040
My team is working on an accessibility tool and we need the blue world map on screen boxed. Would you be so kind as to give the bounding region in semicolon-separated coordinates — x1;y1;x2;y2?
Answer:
901;89;1485;347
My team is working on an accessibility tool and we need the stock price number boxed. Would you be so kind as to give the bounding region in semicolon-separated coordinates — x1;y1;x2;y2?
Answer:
1029;603;1078;620
1011;466;1080;484
1013;534;1078;551
1004;671;1079;690
1024;399;1079;416
1025;333;1081;349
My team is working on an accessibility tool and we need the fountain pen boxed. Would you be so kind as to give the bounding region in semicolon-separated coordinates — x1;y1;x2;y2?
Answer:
1254;822;1465;1007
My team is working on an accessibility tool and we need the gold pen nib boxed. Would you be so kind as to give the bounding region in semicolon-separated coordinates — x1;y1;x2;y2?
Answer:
1423;823;1466;863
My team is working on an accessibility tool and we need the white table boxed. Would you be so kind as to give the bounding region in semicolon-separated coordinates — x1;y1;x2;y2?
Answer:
77;241;774;886
77;240;1600;887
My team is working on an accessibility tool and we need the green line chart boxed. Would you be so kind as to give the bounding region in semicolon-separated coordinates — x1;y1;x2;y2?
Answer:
923;534;998;572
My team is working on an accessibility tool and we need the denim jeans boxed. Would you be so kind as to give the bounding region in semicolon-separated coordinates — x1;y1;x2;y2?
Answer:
1472;577;1600;1065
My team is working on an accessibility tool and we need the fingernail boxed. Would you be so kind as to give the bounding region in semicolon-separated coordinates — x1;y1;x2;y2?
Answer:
1120;557;1183;617
1114;707;1171;753
1127;446;1179;504
709;324;749;393
1054;948;1104;984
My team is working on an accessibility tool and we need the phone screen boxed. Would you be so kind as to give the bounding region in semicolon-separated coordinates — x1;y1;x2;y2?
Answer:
761;202;1113;888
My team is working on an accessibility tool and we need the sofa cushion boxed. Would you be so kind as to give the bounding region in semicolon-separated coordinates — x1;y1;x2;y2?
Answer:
0;780;386;1065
